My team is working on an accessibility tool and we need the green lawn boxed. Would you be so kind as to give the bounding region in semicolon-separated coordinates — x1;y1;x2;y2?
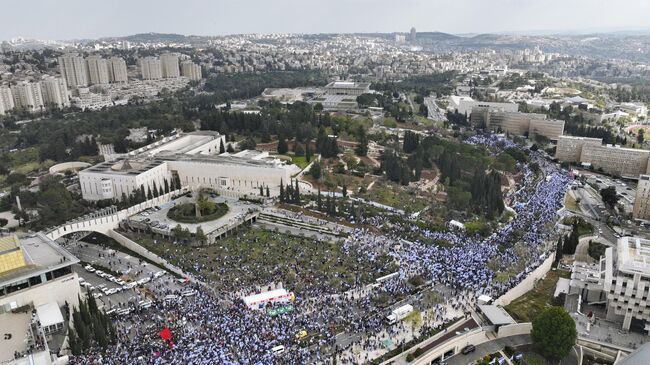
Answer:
291;155;310;169
504;269;571;322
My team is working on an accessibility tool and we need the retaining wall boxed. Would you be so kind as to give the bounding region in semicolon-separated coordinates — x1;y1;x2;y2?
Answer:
494;252;556;306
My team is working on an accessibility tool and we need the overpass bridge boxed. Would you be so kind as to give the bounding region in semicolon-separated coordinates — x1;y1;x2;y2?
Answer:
44;188;189;241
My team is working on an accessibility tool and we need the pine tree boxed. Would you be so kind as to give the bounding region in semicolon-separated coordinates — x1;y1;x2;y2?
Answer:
279;180;285;203
305;141;312;162
259;185;264;196
294;179;300;204
266;186;270;197
555;236;564;265
219;139;226;154
317;187;322;211
164;179;170;194
341;182;347;197
68;328;81;355
227;143;234;153
277;137;288;154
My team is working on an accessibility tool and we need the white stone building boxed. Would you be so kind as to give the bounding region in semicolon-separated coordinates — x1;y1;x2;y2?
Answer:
79;131;292;201
108;56;128;83
11;81;44;112
58;53;89;87
570;236;650;331
86;55;110;85
139;56;162;80
160;53;180;78
40;76;70;109
180;60;202;81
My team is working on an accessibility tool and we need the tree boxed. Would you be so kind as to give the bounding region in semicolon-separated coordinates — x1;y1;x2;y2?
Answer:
219;139;226;154
531;307;577;360
355;128;368;156
239;137;256;150
279;179;285;203
638;129;645;145
305;141;312;162
277;137;288;154
554;236;564;266
600;186;619;209
226;143;235;153
195;226;207;244
266;186;270;197
68;328;82;355
309;161;322;180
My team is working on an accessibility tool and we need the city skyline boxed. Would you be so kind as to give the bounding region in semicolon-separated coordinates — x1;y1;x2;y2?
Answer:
3;0;650;41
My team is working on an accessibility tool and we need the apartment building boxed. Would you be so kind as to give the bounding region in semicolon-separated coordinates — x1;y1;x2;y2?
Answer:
108;56;128;83
180;60;202;81
139;56;162;80
555;136;603;163
86;55;110;85
58;53;89;87
0;85;13;115
11;81;44;111
160;53;180;78
40;76;70;109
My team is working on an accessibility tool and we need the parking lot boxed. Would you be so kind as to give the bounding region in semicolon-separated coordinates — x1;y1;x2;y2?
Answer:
65;237;190;313
128;193;257;237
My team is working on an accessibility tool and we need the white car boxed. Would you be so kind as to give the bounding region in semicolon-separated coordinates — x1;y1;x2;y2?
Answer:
153;271;166;279
137;277;151;285
123;282;137;290
84;265;96;272
116;279;127;286
92;292;103;299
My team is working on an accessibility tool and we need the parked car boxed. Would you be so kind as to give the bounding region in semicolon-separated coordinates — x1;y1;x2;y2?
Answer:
462;345;476;355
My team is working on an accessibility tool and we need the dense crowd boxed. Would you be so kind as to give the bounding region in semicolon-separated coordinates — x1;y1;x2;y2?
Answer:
69;135;571;365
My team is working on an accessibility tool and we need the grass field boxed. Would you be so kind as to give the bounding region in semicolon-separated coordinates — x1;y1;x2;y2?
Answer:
359;180;430;213
122;227;397;293
291;155;310;169
564;192;579;212
504;269;571;322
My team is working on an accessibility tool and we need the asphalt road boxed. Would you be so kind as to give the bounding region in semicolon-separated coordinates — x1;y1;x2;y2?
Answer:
65;238;185;310
443;335;531;365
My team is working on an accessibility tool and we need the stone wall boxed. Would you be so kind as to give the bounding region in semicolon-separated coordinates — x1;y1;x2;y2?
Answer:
494;252;556;306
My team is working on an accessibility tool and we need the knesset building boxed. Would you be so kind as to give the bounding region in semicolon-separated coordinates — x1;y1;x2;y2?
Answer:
79;131;293;202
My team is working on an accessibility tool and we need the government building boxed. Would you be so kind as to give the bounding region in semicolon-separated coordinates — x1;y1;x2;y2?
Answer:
555;135;650;178
570;237;650;332
79;131;293;201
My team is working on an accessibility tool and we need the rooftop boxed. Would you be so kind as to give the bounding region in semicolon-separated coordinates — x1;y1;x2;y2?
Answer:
325;81;371;89
478;304;516;326
617;236;650;276
0;233;78;287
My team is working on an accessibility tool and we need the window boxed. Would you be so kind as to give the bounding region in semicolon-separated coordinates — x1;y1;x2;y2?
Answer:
52;266;72;279
6;280;29;294
29;276;42;286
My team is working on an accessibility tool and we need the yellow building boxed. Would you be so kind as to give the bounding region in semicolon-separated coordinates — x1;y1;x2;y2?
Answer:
0;235;26;274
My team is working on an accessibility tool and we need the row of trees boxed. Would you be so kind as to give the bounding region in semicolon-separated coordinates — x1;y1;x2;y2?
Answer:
68;295;117;355
279;179;301;205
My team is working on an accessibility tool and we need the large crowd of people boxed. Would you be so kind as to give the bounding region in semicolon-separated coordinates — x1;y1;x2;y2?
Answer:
69;135;572;365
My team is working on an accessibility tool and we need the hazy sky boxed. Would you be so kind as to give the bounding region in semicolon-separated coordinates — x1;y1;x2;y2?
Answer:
4;0;650;41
